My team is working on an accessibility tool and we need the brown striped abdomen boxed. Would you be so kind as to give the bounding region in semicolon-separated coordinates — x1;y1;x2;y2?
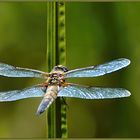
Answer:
36;85;59;115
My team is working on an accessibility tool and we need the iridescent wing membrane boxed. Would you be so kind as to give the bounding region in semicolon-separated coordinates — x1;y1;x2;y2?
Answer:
58;84;131;99
0;63;47;78
0;58;131;102
59;58;131;99
0;63;48;101
65;58;130;78
0;85;46;101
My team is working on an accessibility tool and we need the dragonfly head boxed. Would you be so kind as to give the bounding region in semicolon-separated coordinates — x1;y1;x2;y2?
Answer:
53;65;68;72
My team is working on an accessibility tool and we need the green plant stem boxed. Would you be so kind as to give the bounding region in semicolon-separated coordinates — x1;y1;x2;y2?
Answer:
47;2;56;138
56;1;68;138
47;1;68;138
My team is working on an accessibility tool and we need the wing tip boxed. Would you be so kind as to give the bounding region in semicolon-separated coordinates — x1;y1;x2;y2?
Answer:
123;89;131;97
119;58;131;67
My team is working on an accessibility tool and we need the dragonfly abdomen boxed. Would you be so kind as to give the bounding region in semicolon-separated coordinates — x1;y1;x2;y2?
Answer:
36;85;58;115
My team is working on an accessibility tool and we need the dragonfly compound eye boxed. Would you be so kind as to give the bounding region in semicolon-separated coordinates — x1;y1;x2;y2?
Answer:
62;67;68;72
54;66;59;71
54;65;68;72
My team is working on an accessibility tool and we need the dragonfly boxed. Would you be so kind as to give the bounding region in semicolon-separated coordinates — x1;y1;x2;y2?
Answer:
0;58;131;115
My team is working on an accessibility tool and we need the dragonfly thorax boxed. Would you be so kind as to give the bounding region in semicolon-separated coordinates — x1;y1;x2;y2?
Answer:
47;72;65;86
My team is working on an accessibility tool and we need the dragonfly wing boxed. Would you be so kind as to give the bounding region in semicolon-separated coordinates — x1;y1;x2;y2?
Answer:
0;85;47;101
65;58;130;78
58;84;131;99
0;63;47;78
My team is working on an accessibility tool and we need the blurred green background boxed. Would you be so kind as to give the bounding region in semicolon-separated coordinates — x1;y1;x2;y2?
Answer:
0;2;138;138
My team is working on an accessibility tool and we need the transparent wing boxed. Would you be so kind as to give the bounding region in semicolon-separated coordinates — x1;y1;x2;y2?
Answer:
0;63;48;78
58;84;131;99
0;85;47;101
65;58;130;78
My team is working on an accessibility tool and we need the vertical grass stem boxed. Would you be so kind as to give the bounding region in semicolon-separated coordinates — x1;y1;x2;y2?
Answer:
47;1;68;138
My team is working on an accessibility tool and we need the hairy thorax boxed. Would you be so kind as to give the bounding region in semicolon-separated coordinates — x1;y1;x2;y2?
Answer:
46;70;65;86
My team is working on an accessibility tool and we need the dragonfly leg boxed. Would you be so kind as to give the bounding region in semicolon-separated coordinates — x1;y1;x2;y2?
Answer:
42;73;50;79
38;82;48;88
61;82;71;87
